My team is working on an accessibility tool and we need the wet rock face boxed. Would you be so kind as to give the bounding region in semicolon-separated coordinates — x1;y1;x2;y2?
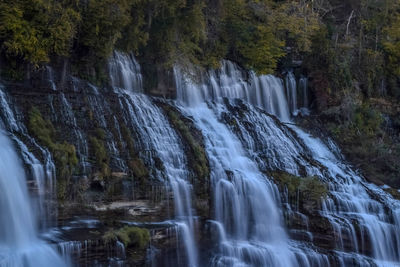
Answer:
1;66;212;265
3;58;400;266
215;99;400;263
156;100;211;217
141;63;177;98
4;70;169;203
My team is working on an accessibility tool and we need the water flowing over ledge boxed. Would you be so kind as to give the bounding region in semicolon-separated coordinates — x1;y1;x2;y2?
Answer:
0;51;399;267
174;61;400;266
0;109;66;266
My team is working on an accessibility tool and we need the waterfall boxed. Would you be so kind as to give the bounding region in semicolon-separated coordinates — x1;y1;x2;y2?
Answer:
299;76;309;108
212;97;400;265
285;71;298;116
120;93;198;266
59;92;90;174
0;84;67;266
175;68;327;266
0;128;66;266
298;76;310;116
177;61;292;122
45;66;57;91
0;86;57;228
174;61;400;266
292;126;400;265
108;51;143;92
109;52;198;266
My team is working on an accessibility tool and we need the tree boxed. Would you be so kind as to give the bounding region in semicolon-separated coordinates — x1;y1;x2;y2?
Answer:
77;0;133;61
383;16;400;76
0;0;79;66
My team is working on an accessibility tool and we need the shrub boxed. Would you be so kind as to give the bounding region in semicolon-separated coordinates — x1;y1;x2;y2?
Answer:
103;226;150;249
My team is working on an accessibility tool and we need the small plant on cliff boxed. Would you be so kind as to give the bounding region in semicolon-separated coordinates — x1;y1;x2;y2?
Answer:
28;106;78;200
160;104;209;200
167;108;209;181
89;128;110;180
103;226;150;249
271;171;327;209
120;123;149;188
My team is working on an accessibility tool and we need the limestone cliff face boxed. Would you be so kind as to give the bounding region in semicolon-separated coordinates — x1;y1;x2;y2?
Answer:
3;57;398;266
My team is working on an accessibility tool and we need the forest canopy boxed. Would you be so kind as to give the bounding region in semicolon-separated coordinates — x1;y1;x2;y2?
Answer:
0;0;320;73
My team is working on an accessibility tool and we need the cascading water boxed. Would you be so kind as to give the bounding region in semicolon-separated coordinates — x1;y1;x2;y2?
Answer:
0;84;67;266
174;61;400;266
109;51;143;93
285;71;298;116
299;76;309;109
121;93;199;266
0;127;66;267
175;68;329;266
109;52;198;266
0;86;56;228
0;50;397;266
180;61;292;122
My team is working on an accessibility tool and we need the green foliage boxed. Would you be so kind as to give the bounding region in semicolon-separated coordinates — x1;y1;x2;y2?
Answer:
103;226;150;249
325;102;400;188
0;0;322;77
77;0;132;61
218;0;320;74
383;16;400;76
117;0;149;53
0;0;79;66
298;177;329;203
166;107;209;182
221;0;285;73
236;25;286;74
304;0;400;99
271;1;321;54
352;104;383;138
142;0;206;67
331;103;383;142
28;107;78;200
120;124;149;184
271;171;327;205
89;128;110;180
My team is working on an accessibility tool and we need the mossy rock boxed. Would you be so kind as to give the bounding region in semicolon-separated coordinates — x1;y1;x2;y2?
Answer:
89;129;110;180
28;106;78;200
103;226;150;249
158;102;209;191
270;171;327;211
384;187;400;200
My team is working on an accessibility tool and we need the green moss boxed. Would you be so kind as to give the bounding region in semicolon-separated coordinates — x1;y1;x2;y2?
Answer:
29;107;56;148
271;171;301;195
298;176;328;203
28;107;78;201
120;124;136;157
384;187;400;200
102;229;118;244
325;102;400;187
167;108;209;181
103;226;150;249
89;129;110;180
129;158;148;179
271;171;327;205
119;123;149;188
